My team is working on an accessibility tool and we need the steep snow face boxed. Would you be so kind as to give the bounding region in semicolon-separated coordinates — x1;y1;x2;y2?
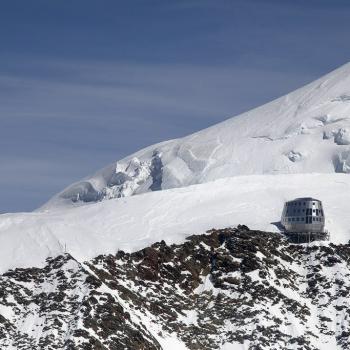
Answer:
45;63;350;208
1;173;350;273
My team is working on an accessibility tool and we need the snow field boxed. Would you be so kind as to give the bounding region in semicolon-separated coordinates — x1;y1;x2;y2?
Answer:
0;173;349;273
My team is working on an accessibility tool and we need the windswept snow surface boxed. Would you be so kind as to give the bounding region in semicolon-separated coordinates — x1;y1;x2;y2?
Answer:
44;62;350;207
1;173;350;273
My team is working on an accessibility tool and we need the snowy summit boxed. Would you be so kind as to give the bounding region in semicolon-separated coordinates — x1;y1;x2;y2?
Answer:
45;62;350;208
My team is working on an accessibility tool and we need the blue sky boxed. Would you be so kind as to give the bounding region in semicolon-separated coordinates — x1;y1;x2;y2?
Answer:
1;0;350;212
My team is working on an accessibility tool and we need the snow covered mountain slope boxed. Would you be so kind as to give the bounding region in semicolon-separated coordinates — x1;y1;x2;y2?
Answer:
1;173;350;273
2;63;350;349
44;62;350;208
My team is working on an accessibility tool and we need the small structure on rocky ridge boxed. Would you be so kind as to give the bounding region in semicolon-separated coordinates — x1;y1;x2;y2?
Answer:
281;197;329;243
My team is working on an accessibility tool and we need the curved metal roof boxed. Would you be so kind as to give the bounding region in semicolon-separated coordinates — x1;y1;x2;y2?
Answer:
287;197;321;202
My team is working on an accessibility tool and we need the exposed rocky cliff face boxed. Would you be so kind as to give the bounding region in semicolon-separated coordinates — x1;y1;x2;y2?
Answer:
1;227;350;349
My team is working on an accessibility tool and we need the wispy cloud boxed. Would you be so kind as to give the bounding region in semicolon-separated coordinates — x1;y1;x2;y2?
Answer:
0;56;343;212
1;0;350;212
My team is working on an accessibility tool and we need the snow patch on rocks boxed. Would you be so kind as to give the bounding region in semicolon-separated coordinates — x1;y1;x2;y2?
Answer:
3;228;350;349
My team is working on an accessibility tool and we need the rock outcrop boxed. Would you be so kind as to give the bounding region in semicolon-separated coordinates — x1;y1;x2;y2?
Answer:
1;226;350;349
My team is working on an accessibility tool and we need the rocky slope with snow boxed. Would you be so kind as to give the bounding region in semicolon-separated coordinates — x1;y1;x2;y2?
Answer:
1;227;350;350
45;63;350;208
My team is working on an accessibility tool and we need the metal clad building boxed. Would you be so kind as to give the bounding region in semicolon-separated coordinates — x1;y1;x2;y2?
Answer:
281;197;325;233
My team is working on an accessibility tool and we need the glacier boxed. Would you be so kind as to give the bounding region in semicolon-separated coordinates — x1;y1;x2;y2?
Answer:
43;62;350;208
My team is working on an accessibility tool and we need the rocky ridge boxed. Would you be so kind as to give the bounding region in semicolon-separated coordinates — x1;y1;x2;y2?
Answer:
1;226;350;349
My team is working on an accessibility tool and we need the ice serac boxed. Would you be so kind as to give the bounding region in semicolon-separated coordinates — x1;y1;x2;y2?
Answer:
45;62;350;208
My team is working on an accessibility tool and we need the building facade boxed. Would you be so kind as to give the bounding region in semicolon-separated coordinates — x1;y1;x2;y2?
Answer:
281;197;325;233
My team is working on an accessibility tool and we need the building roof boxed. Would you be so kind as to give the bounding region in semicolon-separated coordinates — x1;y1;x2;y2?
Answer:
287;197;321;202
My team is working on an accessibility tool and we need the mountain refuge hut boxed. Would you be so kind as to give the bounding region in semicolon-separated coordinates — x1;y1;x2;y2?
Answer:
281;197;329;243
